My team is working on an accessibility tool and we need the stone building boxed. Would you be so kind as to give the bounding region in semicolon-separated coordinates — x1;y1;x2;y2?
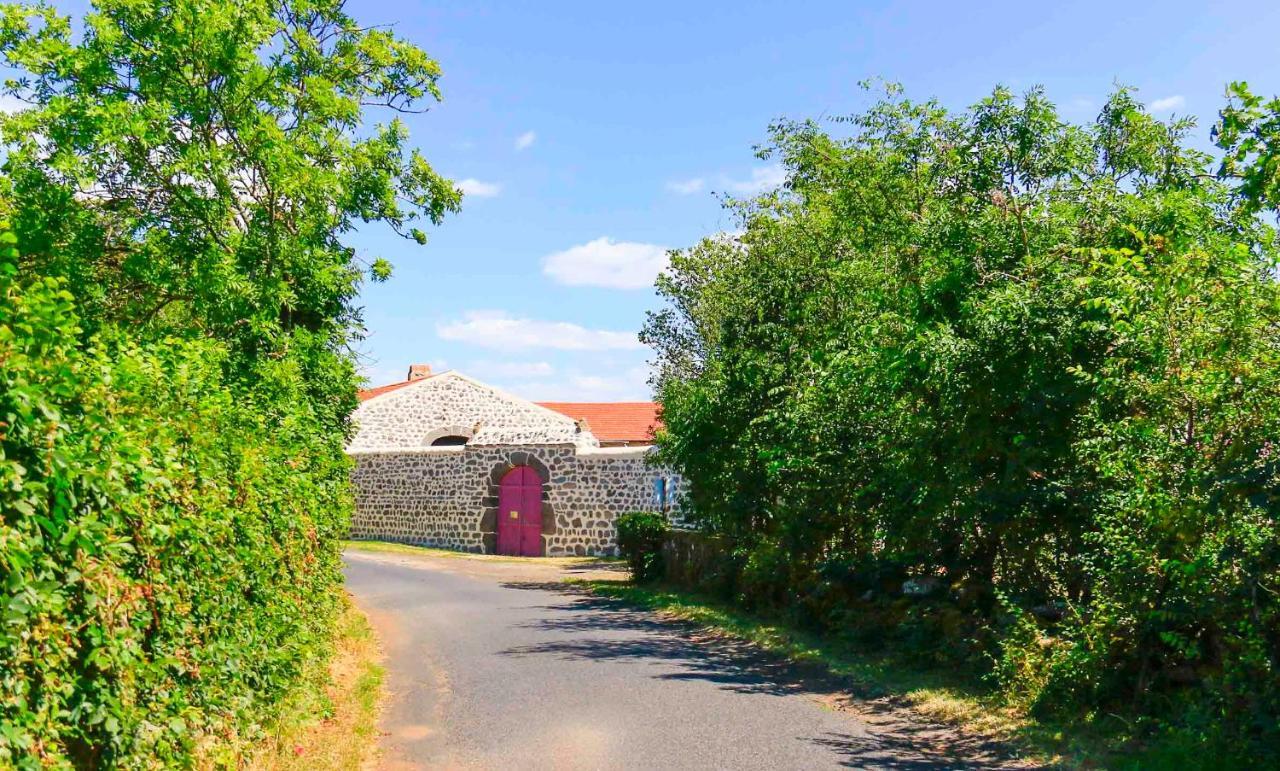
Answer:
347;364;680;556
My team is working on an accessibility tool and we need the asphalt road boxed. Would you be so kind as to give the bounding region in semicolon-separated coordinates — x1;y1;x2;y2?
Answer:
343;549;1021;770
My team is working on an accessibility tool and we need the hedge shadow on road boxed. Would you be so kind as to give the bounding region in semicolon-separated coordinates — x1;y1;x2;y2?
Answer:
496;580;1032;770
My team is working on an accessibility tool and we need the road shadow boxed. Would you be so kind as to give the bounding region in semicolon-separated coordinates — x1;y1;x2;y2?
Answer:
560;559;628;576
495;580;1035;770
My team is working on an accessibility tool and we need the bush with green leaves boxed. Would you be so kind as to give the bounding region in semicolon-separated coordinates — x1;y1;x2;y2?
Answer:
1;229;351;765
616;512;670;583
644;82;1280;756
0;0;456;765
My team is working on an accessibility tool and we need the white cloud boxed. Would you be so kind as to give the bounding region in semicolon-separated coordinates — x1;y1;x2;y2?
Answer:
516;366;652;401
566;374;632;398
515;130;536;150
357;363;403;386
437;311;642;351
456;178;502;198
469;360;555;378
542;236;669;290
1150;95;1186;112
724;164;787;194
667;177;705;195
0;94;28;114
568;365;653;399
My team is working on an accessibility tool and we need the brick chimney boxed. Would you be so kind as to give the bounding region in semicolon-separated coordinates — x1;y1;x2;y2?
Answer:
407;363;432;381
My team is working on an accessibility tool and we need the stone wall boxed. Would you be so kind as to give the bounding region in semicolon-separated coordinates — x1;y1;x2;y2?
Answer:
350;444;680;556
349;372;595;450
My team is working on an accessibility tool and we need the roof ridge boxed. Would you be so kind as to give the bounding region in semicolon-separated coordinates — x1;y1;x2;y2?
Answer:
535;400;657;404
356;375;662;442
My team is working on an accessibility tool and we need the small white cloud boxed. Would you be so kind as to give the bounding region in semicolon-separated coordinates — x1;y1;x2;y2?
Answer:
357;363;403;386
667;177;705;195
1150;95;1186;112
0;94;29;114
567;374;632;397
724;164;787;194
438;311;642;351
469;360;555;378
456;178;502;198
566;365;653;400
517;365;652;401
542;236;669;290
515;130;536;150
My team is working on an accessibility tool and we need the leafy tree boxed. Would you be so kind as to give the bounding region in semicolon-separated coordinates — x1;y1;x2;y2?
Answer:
0;0;457;765
1217;81;1280;216
646;83;1280;755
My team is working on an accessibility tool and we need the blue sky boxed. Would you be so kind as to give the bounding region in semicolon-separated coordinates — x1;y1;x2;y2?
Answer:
346;0;1280;399
50;1;1280;399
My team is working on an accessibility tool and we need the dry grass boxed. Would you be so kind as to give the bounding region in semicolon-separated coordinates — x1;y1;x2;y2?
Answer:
248;593;385;771
342;538;623;567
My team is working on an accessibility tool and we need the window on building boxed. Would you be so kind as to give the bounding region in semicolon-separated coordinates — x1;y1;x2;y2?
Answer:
653;476;678;511
430;435;469;447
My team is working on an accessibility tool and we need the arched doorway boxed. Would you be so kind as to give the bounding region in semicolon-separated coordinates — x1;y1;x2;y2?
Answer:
496;466;543;556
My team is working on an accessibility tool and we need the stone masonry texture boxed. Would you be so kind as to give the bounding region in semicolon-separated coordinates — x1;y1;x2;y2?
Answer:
347;371;681;556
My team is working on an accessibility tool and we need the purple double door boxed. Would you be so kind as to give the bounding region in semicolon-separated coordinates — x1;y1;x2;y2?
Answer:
496;466;543;557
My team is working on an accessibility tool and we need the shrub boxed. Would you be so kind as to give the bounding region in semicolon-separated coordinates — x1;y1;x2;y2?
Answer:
0;0;456;764
0;227;353;766
645;83;1280;755
616;512;670;583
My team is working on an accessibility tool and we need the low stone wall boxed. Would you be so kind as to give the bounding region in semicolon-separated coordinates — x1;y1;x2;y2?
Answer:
349;444;678;557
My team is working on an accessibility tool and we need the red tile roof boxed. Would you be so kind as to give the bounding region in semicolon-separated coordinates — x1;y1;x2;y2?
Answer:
359;364;436;401
536;402;661;444
357;379;419;402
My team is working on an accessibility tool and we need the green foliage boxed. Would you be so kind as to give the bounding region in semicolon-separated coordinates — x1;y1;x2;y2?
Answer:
616;512;670;583
2;247;348;765
645;83;1280;757
1216;81;1280;215
0;0;459;359
0;0;455;766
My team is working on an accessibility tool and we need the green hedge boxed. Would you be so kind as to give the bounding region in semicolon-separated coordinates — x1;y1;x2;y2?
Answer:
0;0;455;763
616;512;670;583
646;85;1280;760
0;228;350;766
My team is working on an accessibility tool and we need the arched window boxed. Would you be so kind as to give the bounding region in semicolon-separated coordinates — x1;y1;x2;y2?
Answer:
423;424;475;447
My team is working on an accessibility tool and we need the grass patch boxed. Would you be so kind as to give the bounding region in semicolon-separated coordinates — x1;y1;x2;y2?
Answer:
575;580;1212;770
246;592;385;771
342;538;623;566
